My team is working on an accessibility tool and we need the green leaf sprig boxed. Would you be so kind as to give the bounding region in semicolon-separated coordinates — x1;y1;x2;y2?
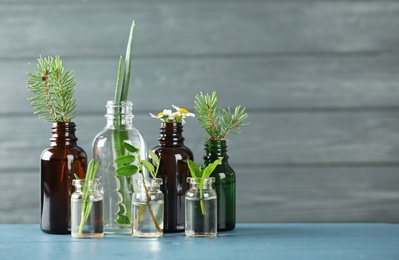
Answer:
114;143;160;179
114;143;162;233
185;158;223;214
27;55;77;122
74;159;101;236
194;91;249;141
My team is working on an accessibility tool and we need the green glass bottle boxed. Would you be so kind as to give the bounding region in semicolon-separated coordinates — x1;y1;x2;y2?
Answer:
203;140;235;231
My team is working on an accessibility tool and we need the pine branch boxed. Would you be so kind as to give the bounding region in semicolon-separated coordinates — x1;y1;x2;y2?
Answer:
26;55;77;122
194;92;221;140
194;91;249;140
220;106;249;140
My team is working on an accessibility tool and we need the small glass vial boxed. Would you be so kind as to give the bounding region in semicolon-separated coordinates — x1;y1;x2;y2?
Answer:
132;178;164;238
71;178;104;238
185;177;217;237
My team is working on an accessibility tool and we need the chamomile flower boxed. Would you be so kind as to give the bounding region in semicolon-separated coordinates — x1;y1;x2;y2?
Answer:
150;106;195;124
172;105;195;118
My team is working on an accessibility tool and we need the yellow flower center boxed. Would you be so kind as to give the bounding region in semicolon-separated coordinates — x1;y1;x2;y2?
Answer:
178;108;189;114
157;112;164;117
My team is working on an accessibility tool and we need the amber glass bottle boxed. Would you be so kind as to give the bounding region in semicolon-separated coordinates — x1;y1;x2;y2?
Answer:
152;122;193;232
40;122;87;234
203;140;236;231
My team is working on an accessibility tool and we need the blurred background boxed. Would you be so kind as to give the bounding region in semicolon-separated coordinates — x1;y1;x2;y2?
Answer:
1;0;399;224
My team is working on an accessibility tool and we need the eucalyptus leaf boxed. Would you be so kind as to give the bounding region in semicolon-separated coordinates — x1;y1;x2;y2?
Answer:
123;142;139;153
115;165;138;176
148;149;159;166
114;154;136;165
141;160;155;175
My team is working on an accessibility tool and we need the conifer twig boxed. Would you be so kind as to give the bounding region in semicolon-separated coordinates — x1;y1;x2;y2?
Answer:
26;55;77;122
194;91;248;140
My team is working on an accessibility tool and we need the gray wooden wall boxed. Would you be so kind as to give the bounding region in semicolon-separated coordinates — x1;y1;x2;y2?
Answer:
1;0;399;224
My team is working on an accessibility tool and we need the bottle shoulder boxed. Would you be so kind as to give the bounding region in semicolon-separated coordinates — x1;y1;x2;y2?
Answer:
185;188;217;198
41;146;87;160
210;164;236;178
152;145;193;157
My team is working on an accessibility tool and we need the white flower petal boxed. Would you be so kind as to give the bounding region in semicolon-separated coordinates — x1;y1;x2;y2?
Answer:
150;113;160;119
163;109;172;115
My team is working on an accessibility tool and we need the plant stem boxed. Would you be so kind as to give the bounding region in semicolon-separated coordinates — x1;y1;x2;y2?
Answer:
199;185;206;215
132;159;162;233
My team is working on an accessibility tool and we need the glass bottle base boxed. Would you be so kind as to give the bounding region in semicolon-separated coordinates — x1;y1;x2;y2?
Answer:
104;226;132;235
132;231;163;238
72;233;104;239
185;230;217;237
218;222;236;232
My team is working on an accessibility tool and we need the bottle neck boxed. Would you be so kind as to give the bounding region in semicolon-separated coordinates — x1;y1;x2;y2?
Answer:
158;122;185;146
105;100;134;128
50;122;78;146
72;179;100;193
135;178;163;191
203;140;229;163
187;177;214;190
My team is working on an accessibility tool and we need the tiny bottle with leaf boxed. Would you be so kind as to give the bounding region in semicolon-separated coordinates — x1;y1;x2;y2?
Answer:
26;55;87;234
194;91;248;232
114;143;164;238
185;158;222;237
71;159;103;238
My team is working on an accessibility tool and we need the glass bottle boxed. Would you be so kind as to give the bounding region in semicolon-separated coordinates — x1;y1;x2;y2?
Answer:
132;178;164;238
92;101;146;234
203;140;236;231
71;178;104;238
40;122;87;234
152;122;193;232
185;177;217;237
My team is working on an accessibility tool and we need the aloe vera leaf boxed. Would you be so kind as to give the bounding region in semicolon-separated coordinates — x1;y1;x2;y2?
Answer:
114;56;123;102
113;129;134;225
112;20;136;226
120;21;135;102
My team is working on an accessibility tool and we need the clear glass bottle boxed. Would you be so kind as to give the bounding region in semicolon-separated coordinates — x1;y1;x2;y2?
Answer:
71;178;104;238
132;178;164;238
203;140;236;231
40;122;87;234
92;101;146;234
185;177;217;237
152;122;193;233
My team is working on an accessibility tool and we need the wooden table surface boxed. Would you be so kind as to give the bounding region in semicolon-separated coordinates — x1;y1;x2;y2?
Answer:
0;223;398;259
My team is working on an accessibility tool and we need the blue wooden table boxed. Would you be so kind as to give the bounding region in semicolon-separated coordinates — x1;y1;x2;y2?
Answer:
0;224;398;259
